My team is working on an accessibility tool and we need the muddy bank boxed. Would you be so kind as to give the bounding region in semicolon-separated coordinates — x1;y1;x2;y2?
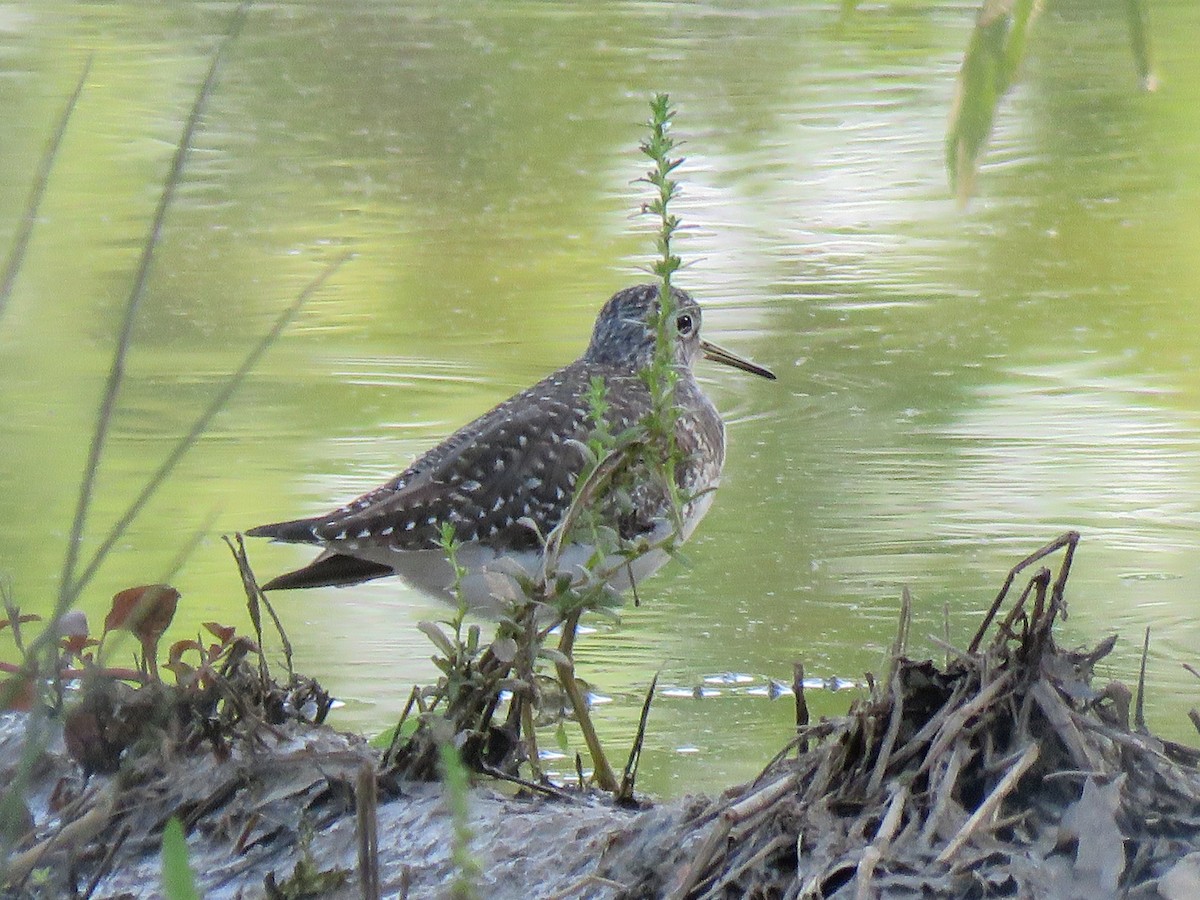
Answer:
5;534;1200;898
1;716;651;898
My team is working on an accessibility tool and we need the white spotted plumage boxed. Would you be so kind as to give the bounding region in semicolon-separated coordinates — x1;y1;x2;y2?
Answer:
247;284;774;602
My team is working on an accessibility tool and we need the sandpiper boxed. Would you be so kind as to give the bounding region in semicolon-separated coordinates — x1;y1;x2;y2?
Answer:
247;284;775;605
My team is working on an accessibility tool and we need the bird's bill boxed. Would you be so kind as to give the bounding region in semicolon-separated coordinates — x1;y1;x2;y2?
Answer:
701;339;777;380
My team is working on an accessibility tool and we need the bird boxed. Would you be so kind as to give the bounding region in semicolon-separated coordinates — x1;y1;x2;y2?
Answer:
246;284;775;607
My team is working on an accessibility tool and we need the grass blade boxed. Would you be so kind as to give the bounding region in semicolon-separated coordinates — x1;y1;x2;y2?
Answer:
58;3;249;608
160;816;201;900
67;253;348;604
0;55;92;317
618;671;659;804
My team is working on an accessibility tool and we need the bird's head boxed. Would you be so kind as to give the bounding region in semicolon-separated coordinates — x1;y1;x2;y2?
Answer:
585;284;776;380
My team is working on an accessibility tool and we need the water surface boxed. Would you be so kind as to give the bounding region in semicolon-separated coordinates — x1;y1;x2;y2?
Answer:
2;1;1199;795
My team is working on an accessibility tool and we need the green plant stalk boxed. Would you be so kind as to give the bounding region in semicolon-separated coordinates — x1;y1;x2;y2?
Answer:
555;608;618;792
543;93;687;796
438;742;482;900
68;253;347;609
521;692;543;782
438;521;470;635
1124;0;1155;89
640;92;685;527
401;93;693;798
946;0;1040;205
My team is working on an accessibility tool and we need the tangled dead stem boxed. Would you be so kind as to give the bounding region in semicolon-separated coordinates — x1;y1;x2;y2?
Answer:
5;532;1200;899
598;532;1200;899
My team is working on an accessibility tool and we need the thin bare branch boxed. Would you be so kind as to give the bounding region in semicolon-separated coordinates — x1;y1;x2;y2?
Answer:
968;531;1078;654
934;742;1039;864
356;763;380;900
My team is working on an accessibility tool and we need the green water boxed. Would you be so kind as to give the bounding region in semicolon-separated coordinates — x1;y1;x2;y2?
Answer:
2;1;1199;796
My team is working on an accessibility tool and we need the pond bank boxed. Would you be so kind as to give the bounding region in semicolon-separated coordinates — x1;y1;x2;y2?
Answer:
5;533;1200;898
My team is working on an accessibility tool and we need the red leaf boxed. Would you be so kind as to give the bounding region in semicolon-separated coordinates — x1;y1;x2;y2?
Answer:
168;638;203;668
202;621;236;644
59;634;100;657
105;585;180;643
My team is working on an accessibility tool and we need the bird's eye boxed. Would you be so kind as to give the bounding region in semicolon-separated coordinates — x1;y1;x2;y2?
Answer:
676;313;694;335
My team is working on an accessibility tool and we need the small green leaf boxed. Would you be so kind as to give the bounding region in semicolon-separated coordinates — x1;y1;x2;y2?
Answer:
418;620;457;657
369;725;397;749
946;0;1040;205
370;717;419;748
490;636;518;664
161;817;201;900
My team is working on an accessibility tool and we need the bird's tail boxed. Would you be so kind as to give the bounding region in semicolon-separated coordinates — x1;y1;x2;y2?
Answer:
244;517;322;543
257;551;394;591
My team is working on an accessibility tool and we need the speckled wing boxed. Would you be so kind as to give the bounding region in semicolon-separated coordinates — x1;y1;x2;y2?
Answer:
247;360;653;560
